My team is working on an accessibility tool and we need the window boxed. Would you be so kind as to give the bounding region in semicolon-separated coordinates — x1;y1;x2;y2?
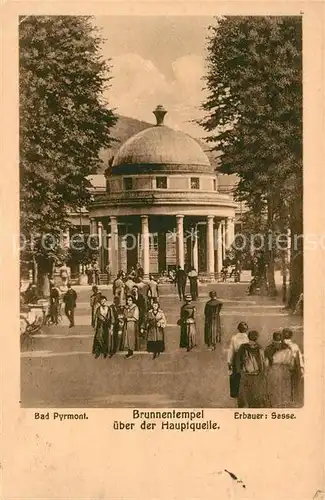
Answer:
123;177;133;191
156;176;167;189
213;178;217;191
190;177;200;190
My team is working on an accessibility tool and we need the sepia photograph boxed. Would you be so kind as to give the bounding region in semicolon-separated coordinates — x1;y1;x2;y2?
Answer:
19;14;304;409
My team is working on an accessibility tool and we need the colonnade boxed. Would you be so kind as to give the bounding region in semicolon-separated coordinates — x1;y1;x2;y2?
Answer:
87;215;235;280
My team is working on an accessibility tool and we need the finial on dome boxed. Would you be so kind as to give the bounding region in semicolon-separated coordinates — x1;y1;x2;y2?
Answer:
153;105;167;126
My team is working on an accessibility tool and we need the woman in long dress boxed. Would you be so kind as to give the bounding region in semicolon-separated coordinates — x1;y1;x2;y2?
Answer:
204;291;223;348
90;285;101;327
179;294;197;352
187;267;199;300
227;322;249;398
123;295;139;359
92;296;113;359
110;296;125;356
282;328;304;405
264;331;294;408
113;272;125;306
145;300;167;359
237;330;267;408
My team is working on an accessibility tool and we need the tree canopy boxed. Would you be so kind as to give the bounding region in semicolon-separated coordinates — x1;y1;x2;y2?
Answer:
20;15;117;236
200;16;302;303
19;16;117;291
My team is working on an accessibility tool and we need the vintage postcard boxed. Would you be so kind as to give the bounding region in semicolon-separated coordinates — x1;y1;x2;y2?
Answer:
0;1;324;499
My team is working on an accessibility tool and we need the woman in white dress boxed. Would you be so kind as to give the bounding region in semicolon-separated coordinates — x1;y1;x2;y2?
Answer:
123;295;139;359
227;322;249;398
145;300;167;359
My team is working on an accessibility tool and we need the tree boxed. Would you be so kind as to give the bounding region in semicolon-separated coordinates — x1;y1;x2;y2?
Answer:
20;16;117;295
200;16;302;304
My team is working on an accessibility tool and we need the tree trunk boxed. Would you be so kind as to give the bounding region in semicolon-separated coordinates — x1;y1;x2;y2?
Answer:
36;256;51;298
281;250;287;303
266;199;277;296
32;255;38;285
288;193;303;309
37;269;50;298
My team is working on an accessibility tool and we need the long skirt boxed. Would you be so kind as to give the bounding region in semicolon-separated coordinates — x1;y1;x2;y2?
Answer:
179;323;196;349
267;364;292;408
92;320;109;356
204;314;221;345
189;278;198;300
124;321;139;352
291;367;303;406
115;287;126;307
112;328;124;353
91;306;97;328
237;373;268;408
147;326;165;353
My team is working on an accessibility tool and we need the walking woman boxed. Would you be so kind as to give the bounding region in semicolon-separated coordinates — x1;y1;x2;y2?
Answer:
264;331;294;408
187;267;199;300
113;271;126;306
282;328;304;405
227;322;249;398
90;285;101;327
178;294;197;352
236;330;267;408
123;295;139;359
110;296;125;356
145;300;167;359
92;296;113;359
204;291;223;348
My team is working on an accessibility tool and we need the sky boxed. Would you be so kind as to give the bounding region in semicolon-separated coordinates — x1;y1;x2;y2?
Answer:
94;16;216;137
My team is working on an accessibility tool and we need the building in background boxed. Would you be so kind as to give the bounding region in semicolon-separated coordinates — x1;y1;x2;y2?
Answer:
67;106;246;281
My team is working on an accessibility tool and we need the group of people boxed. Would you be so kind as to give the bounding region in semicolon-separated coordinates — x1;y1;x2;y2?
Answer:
48;282;77;328
85;262;101;285
171;265;199;301
90;263;224;358
228;323;304;408
90;275;167;359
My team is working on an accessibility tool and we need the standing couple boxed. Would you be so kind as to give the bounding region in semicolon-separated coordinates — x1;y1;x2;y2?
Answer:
91;292;139;359
228;324;304;407
91;288;167;360
178;291;223;352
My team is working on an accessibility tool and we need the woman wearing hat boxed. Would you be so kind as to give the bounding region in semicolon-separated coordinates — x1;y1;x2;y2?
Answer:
92;296;113;359
204;291;223;348
236;330;267;408
178;294;197;352
145;300;167;359
123;295;140;359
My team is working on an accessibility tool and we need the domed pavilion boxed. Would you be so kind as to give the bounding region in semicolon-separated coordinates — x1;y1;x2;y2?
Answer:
89;105;236;280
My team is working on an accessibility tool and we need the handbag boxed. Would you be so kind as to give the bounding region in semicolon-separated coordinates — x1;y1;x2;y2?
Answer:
229;372;241;398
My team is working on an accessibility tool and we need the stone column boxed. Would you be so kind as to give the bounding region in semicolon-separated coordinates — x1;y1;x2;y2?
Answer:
221;221;226;262
62;228;70;249
109;216;119;280
225;217;235;250
206;215;215;278
176;215;185;268
141;215;150;279
97;221;103;272
216;221;223;273
89;218;97;236
158;232;167;273
192;224;199;271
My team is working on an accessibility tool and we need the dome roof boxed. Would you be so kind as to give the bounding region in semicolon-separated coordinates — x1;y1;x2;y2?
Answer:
112;106;210;171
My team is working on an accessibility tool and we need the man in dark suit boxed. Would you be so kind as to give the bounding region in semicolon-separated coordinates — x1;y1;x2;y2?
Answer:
63;283;77;328
175;265;187;301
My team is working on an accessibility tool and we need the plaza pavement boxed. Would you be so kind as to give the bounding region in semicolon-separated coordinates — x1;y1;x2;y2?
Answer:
20;282;303;408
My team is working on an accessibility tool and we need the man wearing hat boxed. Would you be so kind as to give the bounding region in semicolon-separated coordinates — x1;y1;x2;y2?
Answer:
175;265;187;301
178;294;197;352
